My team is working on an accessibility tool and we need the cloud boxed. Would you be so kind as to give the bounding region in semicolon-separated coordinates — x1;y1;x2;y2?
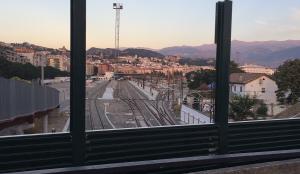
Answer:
254;20;267;25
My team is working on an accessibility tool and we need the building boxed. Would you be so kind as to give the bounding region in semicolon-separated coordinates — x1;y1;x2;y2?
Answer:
86;63;96;76
165;55;181;63
239;64;275;75
104;72;114;80
33;51;49;67
47;55;70;72
230;73;278;104
98;63;113;75
0;42;29;64
15;47;35;64
230;73;280;115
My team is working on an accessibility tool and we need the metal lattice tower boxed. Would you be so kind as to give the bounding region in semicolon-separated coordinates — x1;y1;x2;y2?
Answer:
113;3;123;59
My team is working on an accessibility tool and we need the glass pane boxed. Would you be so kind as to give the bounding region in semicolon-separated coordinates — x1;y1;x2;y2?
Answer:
230;0;300;122
86;0;217;131
0;0;70;136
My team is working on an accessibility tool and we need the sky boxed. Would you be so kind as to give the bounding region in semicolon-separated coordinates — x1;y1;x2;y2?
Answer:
0;0;300;49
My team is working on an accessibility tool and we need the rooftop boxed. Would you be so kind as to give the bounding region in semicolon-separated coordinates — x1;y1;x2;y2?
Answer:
230;73;268;84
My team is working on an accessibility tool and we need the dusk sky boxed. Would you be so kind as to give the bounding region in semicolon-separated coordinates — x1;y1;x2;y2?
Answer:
0;0;300;49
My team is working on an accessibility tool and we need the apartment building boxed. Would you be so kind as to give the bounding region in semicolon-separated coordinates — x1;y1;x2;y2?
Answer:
47;55;70;72
0;42;29;64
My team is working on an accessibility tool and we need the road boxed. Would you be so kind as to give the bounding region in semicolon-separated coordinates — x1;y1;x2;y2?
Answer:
85;80;177;130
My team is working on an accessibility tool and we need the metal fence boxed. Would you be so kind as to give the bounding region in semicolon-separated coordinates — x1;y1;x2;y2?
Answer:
0;77;59;121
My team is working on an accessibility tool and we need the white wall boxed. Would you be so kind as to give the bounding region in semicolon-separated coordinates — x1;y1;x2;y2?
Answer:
230;76;278;105
245;76;278;104
181;105;211;125
231;84;245;96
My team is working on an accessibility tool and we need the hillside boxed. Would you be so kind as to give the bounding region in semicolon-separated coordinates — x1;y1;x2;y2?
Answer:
158;40;300;67
121;48;164;58
0;56;69;80
11;42;68;55
87;48;164;59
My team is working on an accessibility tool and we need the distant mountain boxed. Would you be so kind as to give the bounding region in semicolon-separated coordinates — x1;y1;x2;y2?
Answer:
87;48;118;59
121;48;164;58
159;46;202;58
158;40;300;67
263;46;300;66
87;48;164;59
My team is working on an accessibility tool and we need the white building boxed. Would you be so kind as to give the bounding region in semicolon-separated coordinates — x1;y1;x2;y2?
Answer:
47;55;70;72
105;72;114;79
17;52;34;64
230;73;280;115
33;51;49;67
239;64;275;75
230;73;278;104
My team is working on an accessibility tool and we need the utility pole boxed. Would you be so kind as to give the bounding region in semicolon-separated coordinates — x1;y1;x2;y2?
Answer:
142;74;145;89
40;55;46;86
180;73;183;105
167;71;170;101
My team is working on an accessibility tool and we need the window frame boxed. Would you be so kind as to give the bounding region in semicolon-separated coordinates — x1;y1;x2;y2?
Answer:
0;0;233;169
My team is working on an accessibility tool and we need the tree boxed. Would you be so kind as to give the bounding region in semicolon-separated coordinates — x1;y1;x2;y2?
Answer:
0;57;69;80
256;101;268;117
274;59;300;104
185;61;244;90
229;95;256;121
230;61;244;73
185;69;215;90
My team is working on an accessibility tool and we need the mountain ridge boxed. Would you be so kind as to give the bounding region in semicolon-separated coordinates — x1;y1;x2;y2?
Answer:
158;40;300;67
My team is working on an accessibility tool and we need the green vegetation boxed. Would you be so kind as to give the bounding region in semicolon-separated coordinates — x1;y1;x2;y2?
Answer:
229;95;268;121
256;102;268;117
230;61;245;73
185;61;244;90
186;69;215;90
0;57;69;80
229;95;256;121
87;47;164;59
274;59;300;104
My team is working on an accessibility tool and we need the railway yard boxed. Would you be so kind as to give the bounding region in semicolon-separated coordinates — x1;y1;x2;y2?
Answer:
85;80;177;130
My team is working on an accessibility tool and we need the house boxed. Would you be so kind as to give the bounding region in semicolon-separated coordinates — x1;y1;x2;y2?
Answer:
230;73;278;105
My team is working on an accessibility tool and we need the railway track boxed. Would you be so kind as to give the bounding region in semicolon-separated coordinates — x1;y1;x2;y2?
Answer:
116;81;151;127
125;82;161;126
130;83;176;126
86;81;110;130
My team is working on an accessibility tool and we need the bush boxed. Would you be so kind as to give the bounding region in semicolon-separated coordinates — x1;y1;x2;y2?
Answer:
229;95;256;121
256;103;268;116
